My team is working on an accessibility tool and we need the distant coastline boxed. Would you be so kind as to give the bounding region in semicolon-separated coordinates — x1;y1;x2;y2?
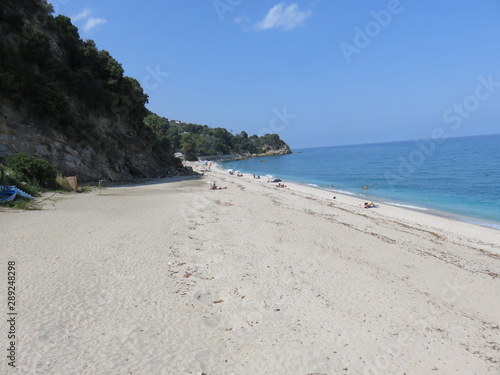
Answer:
217;134;500;229
197;148;292;162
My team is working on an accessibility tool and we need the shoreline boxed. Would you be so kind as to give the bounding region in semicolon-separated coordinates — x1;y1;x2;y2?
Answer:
318;182;500;231
2;165;499;374
201;164;500;256
214;162;500;231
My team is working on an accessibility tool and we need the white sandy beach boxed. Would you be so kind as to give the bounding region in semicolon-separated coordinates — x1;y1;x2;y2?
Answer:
1;165;499;375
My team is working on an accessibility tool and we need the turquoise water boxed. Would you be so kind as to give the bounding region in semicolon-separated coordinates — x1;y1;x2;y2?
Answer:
220;134;500;229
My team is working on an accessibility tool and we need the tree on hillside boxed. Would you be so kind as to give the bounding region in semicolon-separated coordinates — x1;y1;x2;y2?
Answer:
0;0;185;177
144;113;170;136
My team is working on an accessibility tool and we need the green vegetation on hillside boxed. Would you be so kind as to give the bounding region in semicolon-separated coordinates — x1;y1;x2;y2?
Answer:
0;0;290;172
0;0;169;160
1;1;148;130
144;112;290;161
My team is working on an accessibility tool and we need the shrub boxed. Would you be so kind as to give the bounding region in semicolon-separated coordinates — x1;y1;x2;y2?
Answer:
6;153;57;188
56;173;71;191
2;170;41;197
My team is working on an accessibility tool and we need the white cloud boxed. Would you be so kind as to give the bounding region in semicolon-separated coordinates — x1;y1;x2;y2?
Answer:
254;3;311;31
71;8;107;33
83;17;107;33
234;15;250;24
72;8;92;21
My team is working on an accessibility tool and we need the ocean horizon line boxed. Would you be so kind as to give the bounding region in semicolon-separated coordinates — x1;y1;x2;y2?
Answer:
291;131;500;151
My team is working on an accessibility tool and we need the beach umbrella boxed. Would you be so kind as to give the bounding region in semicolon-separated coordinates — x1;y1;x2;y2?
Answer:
206;180;217;184
228;169;234;173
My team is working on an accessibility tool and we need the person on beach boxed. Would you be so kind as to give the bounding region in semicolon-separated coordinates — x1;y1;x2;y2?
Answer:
210;183;227;190
364;202;377;208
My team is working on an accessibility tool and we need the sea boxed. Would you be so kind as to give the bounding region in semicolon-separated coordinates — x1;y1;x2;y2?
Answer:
220;134;500;230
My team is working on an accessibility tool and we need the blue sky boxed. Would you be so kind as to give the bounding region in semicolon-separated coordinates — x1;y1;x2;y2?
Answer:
53;0;500;148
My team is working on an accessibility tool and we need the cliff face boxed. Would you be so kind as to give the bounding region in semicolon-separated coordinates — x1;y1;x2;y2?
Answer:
259;146;292;156
0;103;175;181
0;0;180;181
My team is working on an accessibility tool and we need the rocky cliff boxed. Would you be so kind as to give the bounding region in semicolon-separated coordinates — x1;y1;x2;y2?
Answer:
0;103;181;181
0;0;182;181
259;146;292;157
